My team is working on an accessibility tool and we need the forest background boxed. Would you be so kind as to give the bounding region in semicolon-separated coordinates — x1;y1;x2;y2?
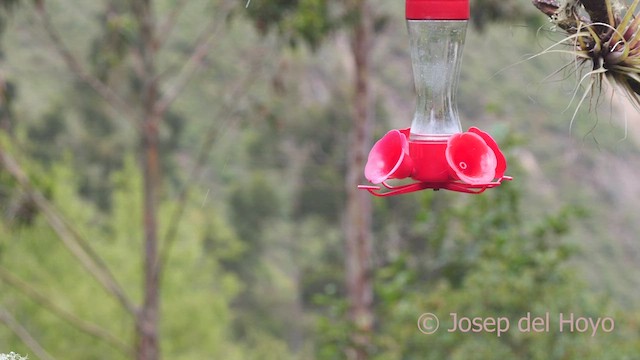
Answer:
0;0;639;359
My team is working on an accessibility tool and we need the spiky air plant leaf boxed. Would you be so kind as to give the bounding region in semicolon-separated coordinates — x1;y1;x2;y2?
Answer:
532;0;640;111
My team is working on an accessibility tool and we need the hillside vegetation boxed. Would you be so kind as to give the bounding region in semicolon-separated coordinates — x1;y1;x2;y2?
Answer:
0;0;639;358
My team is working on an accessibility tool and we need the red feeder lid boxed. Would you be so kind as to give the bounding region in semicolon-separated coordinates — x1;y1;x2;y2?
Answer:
406;0;469;20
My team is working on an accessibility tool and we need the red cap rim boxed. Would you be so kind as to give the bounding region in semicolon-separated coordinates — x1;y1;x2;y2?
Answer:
406;0;470;20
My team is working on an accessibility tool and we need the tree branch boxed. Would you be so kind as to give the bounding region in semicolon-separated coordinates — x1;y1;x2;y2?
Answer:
0;147;138;317
32;2;138;128
153;0;234;116
0;267;133;356
157;45;268;274
156;0;190;51
0;307;56;360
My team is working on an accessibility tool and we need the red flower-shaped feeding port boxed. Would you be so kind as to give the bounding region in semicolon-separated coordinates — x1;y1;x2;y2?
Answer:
364;129;414;184
446;127;506;185
358;127;511;196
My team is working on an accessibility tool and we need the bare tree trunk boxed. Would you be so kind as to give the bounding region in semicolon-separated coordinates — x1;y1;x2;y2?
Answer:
133;0;161;359
345;1;373;359
138;118;161;360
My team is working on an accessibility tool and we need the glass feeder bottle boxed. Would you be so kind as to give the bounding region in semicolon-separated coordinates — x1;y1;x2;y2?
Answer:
407;0;469;142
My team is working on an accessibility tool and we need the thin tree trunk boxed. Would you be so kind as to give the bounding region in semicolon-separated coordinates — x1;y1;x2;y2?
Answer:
133;0;161;359
138;118;161;360
345;0;373;359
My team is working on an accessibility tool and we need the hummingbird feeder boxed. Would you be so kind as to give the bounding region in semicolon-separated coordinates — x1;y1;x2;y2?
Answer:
359;0;512;196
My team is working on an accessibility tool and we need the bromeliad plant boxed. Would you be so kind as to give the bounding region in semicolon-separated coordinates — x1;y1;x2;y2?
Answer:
532;0;640;109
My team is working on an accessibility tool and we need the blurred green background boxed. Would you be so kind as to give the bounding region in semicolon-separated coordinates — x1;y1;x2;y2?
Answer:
0;0;639;359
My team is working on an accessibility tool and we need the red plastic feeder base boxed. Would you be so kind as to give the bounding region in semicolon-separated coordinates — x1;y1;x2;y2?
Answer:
359;127;512;196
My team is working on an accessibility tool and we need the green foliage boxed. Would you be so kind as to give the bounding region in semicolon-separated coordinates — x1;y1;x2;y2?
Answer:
0;0;18;132
0;156;132;358
284;0;333;49
89;2;136;82
470;0;544;30
0;0;19;36
244;0;333;49
315;151;639;359
1;1;640;359
244;0;298;31
0;154;274;358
